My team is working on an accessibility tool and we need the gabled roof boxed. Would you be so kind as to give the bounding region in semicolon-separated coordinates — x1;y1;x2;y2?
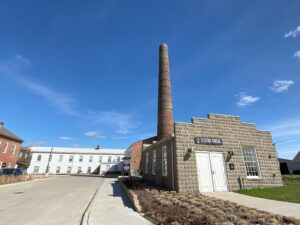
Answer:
293;151;300;162
0;127;23;143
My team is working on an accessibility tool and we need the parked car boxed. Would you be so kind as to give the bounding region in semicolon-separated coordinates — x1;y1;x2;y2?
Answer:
0;168;23;176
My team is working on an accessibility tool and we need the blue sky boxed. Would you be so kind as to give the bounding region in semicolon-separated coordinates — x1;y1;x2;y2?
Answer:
0;1;299;159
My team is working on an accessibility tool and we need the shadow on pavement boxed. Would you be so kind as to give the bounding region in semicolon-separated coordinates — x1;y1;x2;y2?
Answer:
110;181;132;209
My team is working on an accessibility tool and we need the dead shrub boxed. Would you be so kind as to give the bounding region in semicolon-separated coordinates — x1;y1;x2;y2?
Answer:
124;180;300;225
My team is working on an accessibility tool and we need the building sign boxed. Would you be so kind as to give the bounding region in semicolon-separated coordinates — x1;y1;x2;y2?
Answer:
194;137;222;145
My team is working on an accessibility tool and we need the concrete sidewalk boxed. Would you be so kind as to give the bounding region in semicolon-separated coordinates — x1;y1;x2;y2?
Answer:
204;192;300;219
83;178;152;225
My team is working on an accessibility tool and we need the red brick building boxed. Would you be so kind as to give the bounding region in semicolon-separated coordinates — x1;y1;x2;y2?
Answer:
0;122;23;169
125;137;156;176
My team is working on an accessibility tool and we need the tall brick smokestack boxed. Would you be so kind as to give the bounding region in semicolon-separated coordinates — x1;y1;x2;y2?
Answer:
157;43;174;140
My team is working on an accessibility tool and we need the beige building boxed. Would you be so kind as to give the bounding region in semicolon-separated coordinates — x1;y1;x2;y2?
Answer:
142;114;283;192
139;43;283;193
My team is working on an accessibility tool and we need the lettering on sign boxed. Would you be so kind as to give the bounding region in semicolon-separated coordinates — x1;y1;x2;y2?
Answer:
194;137;222;145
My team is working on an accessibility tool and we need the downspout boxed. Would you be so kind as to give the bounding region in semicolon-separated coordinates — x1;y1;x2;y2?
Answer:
171;134;175;190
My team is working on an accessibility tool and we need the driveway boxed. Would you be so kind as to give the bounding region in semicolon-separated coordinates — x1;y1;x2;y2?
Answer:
0;176;151;225
204;192;300;219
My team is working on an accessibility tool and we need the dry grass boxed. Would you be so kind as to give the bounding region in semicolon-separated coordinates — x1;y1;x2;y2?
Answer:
124;180;300;225
0;174;44;185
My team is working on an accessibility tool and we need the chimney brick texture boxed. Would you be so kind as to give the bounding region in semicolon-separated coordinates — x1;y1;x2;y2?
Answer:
157;43;174;140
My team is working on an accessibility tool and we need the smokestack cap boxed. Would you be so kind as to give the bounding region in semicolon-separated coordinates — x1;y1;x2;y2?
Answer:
159;43;168;49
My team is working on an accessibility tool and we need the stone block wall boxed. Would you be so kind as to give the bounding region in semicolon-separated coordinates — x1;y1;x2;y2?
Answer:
174;114;283;192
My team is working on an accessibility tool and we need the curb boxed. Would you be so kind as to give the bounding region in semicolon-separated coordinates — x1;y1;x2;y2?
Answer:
118;178;142;213
0;176;56;189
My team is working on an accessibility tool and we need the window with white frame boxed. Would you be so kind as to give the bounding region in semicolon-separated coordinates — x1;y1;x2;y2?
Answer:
242;146;260;177
59;155;63;162
33;166;39;173
87;167;91;173
69;155;73;162
117;156;121;162
2;142;8;153
67;167;72;174
11;144;16;156
79;155;83;162
108;156;112;162
152;150;156;175
56;166;61;174
89;156;93;162
145;152;149;174
162;146;167;176
77;167;82;174
37;154;42;162
99;156;102;162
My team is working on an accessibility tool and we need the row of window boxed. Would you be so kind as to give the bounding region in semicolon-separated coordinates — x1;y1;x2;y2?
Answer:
145;146;168;177
36;154;121;163
33;164;115;174
0;141;16;156
144;146;261;178
19;152;28;159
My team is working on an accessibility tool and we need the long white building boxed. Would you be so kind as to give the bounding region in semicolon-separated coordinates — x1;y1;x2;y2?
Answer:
27;147;125;175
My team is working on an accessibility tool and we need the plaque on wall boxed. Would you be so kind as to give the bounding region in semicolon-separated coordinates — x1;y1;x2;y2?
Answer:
194;137;222;145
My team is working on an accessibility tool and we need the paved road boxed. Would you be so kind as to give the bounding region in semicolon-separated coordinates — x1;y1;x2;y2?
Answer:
0;176;103;225
0;176;151;225
204;192;300;219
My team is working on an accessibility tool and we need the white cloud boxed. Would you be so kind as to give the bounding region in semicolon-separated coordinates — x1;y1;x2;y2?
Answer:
264;119;300;159
0;55;139;135
293;51;300;59
84;131;106;139
284;26;300;38
59;136;73;141
266;119;300;138
73;144;81;148
84;111;137;135
16;55;32;65
0;55;79;116
114;136;127;139
270;80;294;93
28;140;47;146
236;92;260;107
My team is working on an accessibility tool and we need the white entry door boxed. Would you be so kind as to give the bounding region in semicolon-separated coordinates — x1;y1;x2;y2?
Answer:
196;152;227;192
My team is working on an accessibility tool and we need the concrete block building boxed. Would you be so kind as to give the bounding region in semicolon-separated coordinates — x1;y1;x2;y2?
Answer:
139;44;283;192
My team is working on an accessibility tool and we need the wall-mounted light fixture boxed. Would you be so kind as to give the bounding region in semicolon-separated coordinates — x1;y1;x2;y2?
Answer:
183;148;193;161
227;151;234;156
185;148;193;158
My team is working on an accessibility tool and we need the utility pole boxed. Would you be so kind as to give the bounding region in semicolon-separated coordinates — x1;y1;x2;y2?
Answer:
45;148;53;177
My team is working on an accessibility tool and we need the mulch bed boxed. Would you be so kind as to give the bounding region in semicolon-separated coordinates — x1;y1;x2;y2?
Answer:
123;179;300;225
